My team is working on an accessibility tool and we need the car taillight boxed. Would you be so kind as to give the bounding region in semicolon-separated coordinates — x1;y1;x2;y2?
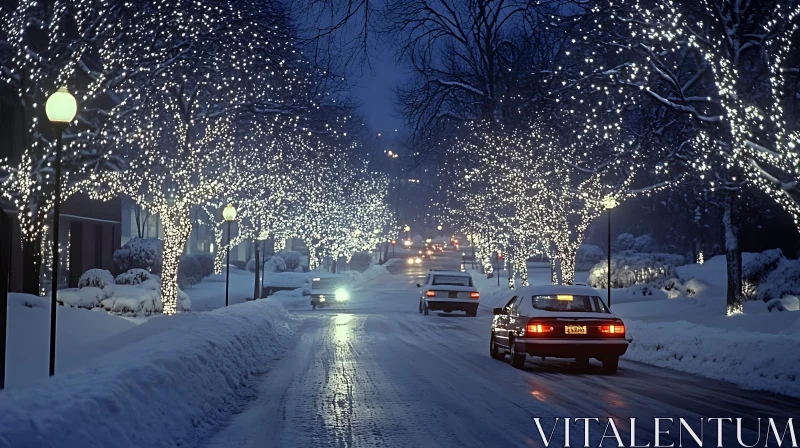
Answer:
425;290;436;297
599;324;625;335
469;291;480;299
526;322;554;334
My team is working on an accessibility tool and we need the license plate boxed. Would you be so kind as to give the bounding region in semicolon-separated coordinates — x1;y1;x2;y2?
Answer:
565;325;587;335
448;292;457;298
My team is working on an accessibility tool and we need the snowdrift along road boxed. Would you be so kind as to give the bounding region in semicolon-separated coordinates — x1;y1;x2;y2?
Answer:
0;300;295;448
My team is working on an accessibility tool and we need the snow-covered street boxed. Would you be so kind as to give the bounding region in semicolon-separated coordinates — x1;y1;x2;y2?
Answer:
200;251;800;447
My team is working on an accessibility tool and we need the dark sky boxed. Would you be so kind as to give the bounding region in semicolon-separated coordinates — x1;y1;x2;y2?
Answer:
350;43;409;134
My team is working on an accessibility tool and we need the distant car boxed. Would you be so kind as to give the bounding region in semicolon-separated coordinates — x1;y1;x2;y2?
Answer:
305;274;350;310
407;256;423;265
489;285;629;373
418;270;479;316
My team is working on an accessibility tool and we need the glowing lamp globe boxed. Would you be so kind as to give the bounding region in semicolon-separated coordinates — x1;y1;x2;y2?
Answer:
223;204;237;221
404;225;410;232
46;87;77;124
603;196;618;210
437;225;442;231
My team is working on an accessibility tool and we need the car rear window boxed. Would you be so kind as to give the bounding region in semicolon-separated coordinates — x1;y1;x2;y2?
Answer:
528;295;609;313
432;275;472;287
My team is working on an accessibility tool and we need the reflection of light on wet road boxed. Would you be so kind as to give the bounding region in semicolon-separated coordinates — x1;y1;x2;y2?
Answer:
530;390;547;402
333;313;351;344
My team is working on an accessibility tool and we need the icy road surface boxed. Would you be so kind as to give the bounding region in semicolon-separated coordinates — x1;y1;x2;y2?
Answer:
203;251;799;447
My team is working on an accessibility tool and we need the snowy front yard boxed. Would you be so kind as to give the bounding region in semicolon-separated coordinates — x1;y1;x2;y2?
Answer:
472;256;800;397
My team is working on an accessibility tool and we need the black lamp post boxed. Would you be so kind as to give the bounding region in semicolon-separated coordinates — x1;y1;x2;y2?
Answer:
223;204;236;307
603;196;618;309
45;87;77;377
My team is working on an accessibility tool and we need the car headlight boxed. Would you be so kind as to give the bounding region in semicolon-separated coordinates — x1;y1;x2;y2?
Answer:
335;288;350;302
407;258;414;265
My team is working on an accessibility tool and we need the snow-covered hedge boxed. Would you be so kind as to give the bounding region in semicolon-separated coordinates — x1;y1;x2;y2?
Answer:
113;237;163;274
0;300;296;447
77;269;115;289
57;287;108;310
348;251;372;272
264;251;303;273
58;269;190;316
588;251;686;289
612;233;659;253
178;254;203;289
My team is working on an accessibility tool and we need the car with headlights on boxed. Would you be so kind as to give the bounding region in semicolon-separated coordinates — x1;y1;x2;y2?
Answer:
418;270;479;316
305;274;351;310
489;285;628;373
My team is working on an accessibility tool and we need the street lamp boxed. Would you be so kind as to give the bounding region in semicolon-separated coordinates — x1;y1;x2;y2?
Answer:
404;224;410;241
223;204;237;307
603;195;618;309
437;224;442;232
45;86;77;377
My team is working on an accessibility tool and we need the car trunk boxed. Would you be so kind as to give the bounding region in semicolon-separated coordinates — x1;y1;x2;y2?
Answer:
525;316;625;339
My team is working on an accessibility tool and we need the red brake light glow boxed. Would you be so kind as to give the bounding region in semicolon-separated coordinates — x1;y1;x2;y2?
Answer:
425;290;436;297
599;324;625;334
526;323;554;334
469;291;480;299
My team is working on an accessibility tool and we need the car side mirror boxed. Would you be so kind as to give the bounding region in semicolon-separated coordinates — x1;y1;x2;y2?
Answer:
416;283;422;288
492;308;504;315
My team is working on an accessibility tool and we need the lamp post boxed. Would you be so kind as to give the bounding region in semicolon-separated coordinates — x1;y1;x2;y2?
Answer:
45;87;77;377
437;224;442;233
391;240;396;259
404;224;410;242
603;196;618;309
223;204;237;307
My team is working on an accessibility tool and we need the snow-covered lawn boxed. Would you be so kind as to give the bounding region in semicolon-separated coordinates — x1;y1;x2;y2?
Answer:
4;294;137;389
0;299;295;448
469;257;800;397
184;266;258;311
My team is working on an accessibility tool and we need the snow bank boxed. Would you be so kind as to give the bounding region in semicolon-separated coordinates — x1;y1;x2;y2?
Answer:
0;299;295;448
341;264;390;286
625;319;800;397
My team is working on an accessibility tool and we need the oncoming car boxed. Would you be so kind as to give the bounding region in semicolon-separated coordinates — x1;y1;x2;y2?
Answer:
489;285;629;373
418;270;479;316
304;274;351;310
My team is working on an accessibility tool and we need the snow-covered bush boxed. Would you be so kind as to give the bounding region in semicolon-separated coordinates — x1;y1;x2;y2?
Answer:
230;260;247;270
349;251;372;272
99;277;190;316
743;248;783;300
264;254;287;273
632;234;657;253
113;237;163;274
178;254;203;289
613;233;635;252
115;268;154;285
264;251;303;273
588;252;686;289
576;244;604;270
281;251;302;271
194;252;215;277
77;269;115;289
57;287;110;309
755;257;800;303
